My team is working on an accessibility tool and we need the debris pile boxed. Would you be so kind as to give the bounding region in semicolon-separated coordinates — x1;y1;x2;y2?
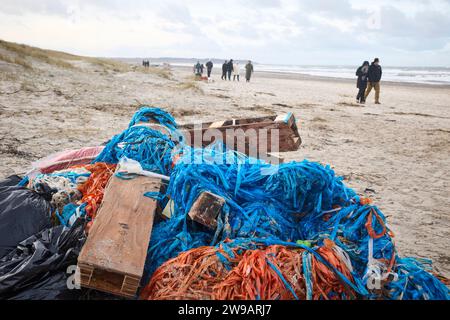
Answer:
0;106;448;300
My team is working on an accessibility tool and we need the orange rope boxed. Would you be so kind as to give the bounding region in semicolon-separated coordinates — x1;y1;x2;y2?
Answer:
365;208;387;239
78;163;116;220
141;245;240;300
142;243;358;300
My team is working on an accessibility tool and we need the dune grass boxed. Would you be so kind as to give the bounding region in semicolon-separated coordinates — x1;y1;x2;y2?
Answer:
0;39;173;79
0;52;14;64
0;39;77;69
137;66;172;79
13;56;33;69
177;80;203;92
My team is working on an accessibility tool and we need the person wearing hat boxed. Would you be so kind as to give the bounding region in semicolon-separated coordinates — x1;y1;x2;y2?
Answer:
356;61;370;104
365;58;382;104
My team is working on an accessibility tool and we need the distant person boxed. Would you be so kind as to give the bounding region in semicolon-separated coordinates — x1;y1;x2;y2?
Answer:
233;61;240;81
206;59;213;78
200;63;205;75
365;58;382;104
194;61;202;75
245;60;254;82
222;61;228;80
227;59;234;81
356;61;369;104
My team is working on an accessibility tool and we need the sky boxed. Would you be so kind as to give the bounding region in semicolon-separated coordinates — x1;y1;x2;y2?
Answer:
1;0;450;67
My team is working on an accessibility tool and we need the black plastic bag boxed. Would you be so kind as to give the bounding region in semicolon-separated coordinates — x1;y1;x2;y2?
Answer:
0;175;22;188
5;271;82;300
0;218;86;299
0;185;52;258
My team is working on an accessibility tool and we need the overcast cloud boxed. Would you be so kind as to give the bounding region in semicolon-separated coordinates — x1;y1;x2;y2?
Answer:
1;0;449;66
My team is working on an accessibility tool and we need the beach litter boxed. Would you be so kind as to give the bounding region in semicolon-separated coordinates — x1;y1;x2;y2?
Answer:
0;106;448;300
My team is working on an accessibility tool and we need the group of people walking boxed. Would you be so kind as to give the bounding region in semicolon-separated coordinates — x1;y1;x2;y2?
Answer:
221;60;254;82
355;58;382;104
194;59;254;82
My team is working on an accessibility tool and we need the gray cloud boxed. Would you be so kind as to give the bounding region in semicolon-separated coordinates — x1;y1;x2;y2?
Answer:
0;0;449;66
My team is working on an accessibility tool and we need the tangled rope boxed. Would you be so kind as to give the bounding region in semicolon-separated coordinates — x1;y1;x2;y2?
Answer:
78;163;117;220
141;238;367;300
28;168;91;220
21;107;447;300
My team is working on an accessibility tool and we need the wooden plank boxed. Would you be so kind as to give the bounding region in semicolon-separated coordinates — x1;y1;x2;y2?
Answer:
188;191;225;229
77;173;162;298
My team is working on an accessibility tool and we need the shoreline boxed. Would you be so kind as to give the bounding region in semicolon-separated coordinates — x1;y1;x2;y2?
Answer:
171;64;450;89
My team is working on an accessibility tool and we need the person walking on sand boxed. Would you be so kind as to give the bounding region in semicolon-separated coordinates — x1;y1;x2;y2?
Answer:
206;59;213;79
194;61;202;76
227;59;234;81
356;61;369;104
233;61;240;81
245;60;254;82
365;58;382;104
222;61;228;80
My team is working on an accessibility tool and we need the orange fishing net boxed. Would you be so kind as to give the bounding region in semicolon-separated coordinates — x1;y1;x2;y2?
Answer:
78;162;116;220
141;241;358;300
140;245;240;300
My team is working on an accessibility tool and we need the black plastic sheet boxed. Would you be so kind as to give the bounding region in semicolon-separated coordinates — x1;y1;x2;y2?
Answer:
0;185;52;258
0;219;86;299
0;175;22;188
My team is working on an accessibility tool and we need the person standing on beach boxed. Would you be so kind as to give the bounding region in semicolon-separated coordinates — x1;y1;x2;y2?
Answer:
222;61;228;80
194;61;202;76
356;61;369;104
227;59;234;81
206;59;213;79
233;61;240;81
245;60;254;82
365;58;382;104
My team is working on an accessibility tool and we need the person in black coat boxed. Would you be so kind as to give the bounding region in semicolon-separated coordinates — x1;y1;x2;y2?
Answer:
221;61;228;80
365;58;383;104
356;61;369;104
227;59;234;81
206;60;213;78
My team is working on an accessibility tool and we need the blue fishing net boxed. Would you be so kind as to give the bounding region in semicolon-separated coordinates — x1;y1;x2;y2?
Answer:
95;107;450;300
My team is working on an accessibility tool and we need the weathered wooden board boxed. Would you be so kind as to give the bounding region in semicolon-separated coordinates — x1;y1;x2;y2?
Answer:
180;113;301;154
77;173;162;298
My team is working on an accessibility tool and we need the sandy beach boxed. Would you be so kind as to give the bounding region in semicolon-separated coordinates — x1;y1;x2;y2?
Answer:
1;52;449;278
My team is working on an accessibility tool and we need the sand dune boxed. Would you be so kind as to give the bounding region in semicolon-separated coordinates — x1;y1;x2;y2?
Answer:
1;41;449;278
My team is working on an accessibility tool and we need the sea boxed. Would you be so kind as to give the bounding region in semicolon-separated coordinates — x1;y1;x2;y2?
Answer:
121;58;450;86
253;64;450;86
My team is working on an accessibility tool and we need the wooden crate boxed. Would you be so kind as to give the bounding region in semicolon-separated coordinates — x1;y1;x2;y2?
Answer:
180;113;301;154
77;173;162;298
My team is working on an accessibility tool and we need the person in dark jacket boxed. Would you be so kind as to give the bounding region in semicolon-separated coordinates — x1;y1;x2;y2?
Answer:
365;58;382;104
227;59;234;81
206;60;213;78
194;61;202;75
222;61;228;80
356;61;369;104
245;60;254;82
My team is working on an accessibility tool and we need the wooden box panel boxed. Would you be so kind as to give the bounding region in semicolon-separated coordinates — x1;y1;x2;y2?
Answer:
77;173;162;297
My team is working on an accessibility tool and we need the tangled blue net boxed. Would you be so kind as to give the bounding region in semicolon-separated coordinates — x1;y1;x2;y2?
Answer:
94;107;449;300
